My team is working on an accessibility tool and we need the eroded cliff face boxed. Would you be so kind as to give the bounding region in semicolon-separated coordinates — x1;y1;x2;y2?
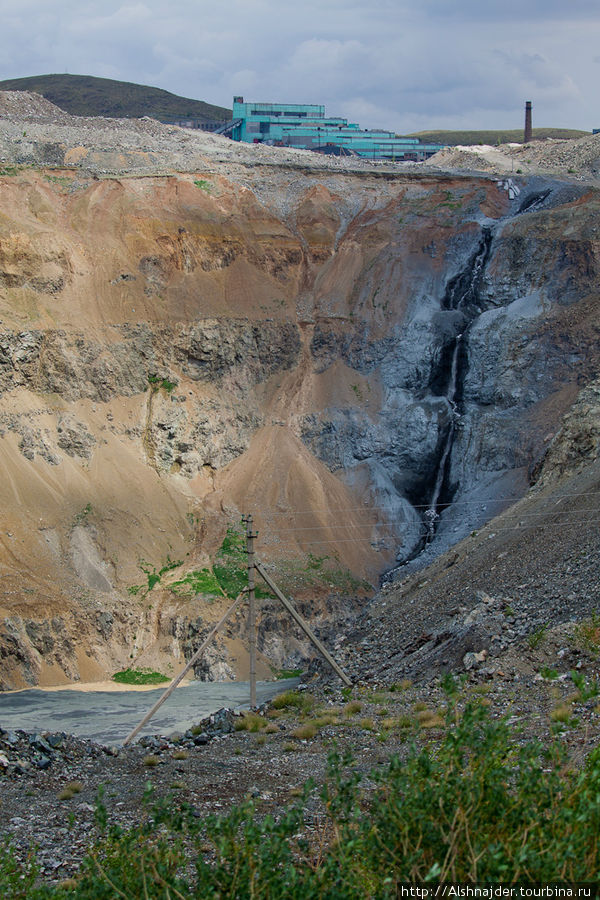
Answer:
1;163;598;687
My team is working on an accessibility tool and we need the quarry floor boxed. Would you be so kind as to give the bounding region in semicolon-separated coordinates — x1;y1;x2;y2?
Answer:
1;649;599;884
2;456;600;885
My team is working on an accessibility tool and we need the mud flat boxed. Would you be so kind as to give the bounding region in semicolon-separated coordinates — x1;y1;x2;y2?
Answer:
0;678;298;743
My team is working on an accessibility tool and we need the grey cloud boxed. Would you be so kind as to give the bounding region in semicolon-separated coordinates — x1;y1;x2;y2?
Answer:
418;0;600;21
0;0;596;133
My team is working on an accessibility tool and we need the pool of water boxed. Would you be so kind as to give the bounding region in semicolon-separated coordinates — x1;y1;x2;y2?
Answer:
0;679;299;745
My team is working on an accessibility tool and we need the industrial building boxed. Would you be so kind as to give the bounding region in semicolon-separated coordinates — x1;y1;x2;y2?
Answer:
228;98;445;161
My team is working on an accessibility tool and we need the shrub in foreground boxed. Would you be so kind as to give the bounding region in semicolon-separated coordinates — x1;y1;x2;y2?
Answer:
2;702;600;897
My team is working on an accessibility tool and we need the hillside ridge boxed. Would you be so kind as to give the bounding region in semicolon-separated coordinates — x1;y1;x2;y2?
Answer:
0;73;230;122
409;127;589;145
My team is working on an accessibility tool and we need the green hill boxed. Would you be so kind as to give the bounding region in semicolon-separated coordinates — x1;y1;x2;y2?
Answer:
0;73;231;123
407;128;589;146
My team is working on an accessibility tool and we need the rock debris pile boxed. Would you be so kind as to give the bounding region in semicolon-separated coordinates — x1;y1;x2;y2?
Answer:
0;91;72;121
0;90;413;175
0;707;241;779
2;89;599;179
430;132;600;178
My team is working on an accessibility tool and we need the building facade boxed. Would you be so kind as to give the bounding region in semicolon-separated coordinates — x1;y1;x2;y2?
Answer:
230;98;444;161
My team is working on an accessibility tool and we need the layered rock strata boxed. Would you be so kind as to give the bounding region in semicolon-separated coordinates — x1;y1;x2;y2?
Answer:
0;151;598;687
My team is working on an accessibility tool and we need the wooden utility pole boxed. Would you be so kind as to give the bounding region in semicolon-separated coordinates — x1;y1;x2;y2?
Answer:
122;514;351;745
243;514;258;708
123;591;245;746
255;561;352;687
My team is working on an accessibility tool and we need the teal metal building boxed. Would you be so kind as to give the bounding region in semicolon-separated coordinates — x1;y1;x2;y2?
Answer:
230;98;444;161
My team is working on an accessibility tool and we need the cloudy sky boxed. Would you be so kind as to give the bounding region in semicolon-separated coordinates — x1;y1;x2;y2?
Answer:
1;0;598;133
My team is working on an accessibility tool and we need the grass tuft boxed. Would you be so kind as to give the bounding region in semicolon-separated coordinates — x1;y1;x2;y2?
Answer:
292;723;317;740
343;700;363;716
417;709;445;729
234;712;268;733
358;718;375;731
271;691;315;713
58;781;84;801
143;755;160;767
550;702;572;724
573;612;600;654
528;624;548;649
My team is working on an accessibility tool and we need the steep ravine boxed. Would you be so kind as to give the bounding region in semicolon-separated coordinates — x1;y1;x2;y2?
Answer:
409;226;494;555
0;164;598;687
301;177;599;572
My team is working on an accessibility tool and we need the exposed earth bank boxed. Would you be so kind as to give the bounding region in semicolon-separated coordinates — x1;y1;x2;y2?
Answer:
0;91;599;701
0;91;600;887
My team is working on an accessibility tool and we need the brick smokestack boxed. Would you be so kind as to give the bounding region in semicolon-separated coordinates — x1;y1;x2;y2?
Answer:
524;101;532;143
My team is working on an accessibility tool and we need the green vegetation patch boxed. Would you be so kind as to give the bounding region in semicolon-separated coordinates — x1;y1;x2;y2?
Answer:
169;521;275;603
212;522;247;597
112;668;170;685
147;373;177;393
439;189;464;211
170;568;224;598
271;690;315;714
213;562;247;599
527;623;548;649
571;670;599;702
219;522;246;556
44;173;72;189
170;521;369;605
270;666;304;680
194;179;212;191
139;555;182;593
278;552;372;597
212;522;273;600
5;701;600;895
72;502;93;526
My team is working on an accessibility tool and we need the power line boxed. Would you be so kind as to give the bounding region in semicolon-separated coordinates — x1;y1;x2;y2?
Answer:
261;516;600;548
260;489;600;518
264;499;514;516
262;506;600;535
265;521;394;533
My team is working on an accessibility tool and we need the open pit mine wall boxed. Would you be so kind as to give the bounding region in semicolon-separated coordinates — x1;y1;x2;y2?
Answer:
0;166;598;688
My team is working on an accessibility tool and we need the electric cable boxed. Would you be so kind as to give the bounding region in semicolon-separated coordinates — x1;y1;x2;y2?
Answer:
261;489;600;518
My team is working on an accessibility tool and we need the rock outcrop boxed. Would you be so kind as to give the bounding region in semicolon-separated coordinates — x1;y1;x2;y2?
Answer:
1;97;599;687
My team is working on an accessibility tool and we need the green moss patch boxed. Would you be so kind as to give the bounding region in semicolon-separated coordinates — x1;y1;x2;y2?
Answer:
112;668;170;685
170;568;224;598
